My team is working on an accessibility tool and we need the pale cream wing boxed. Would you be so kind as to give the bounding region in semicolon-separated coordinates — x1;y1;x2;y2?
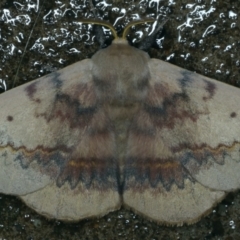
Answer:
123;59;240;225
0;59;121;220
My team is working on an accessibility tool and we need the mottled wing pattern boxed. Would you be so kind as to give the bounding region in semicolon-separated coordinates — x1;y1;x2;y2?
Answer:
123;59;240;225
0;59;121;220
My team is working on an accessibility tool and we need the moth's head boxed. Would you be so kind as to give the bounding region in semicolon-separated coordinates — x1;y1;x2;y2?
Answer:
80;19;155;105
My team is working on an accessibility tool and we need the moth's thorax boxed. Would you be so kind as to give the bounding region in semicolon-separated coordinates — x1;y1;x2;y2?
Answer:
91;39;150;106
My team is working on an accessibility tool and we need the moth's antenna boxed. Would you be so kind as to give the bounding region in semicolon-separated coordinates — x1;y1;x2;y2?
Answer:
79;19;118;39
80;18;156;40
122;19;155;39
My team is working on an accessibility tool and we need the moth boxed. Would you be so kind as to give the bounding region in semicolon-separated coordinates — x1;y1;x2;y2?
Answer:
0;19;240;226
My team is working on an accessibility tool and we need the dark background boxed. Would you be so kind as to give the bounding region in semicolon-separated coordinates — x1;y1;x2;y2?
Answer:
0;0;240;239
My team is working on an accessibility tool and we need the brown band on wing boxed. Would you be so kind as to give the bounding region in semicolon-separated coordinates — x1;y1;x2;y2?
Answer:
56;157;118;190
41;92;97;128
123;157;188;191
24;75;98;129
145;86;204;130
145;74;217;130
1;138;118;191
126;123;188;191
173;142;240;174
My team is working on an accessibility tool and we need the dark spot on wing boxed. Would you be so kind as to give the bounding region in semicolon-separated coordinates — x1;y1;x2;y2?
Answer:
230;112;237;118
7;115;13;121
